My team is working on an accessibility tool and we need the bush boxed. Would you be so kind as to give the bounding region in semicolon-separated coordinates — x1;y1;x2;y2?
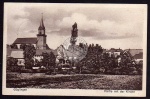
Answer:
99;67;105;74
92;69;100;74
52;72;57;75
70;71;76;75
129;70;138;75
8;66;24;72
136;63;143;75
45;71;53;75
46;72;56;75
137;68;142;75
62;70;70;75
20;69;33;73
122;72;127;75
81;70;92;74
32;69;48;73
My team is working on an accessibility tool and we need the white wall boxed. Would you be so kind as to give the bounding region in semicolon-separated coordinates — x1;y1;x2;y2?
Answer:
17;59;25;66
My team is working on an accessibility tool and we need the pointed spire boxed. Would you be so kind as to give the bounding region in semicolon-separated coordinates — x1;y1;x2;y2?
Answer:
38;13;45;30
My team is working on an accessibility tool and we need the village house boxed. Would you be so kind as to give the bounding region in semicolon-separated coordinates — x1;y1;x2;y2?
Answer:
124;49;143;64
105;48;123;58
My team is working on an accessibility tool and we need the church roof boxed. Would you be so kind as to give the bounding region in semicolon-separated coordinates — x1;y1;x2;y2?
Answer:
13;38;37;44
38;15;45;30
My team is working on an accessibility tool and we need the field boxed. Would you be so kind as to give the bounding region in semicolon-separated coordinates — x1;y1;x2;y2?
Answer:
6;72;142;90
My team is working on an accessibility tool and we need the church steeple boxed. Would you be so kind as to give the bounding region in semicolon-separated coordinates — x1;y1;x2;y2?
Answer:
37;13;47;50
38;13;45;35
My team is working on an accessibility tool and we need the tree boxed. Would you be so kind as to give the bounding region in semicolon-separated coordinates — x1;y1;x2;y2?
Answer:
23;45;36;69
10;44;18;49
42;52;56;70
20;44;27;50
7;57;18;66
7;57;18;71
49;52;56;67
77;44;103;74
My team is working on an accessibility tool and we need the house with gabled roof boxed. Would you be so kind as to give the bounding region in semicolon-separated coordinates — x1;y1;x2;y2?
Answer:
123;49;143;63
124;49;143;56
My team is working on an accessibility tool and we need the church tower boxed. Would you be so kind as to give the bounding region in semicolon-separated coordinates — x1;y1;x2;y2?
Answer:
37;14;47;49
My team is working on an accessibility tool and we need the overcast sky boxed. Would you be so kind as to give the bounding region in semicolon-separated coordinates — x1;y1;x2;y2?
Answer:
4;3;147;49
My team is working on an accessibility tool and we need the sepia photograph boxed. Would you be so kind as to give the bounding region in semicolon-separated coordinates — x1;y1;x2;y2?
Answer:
2;3;147;96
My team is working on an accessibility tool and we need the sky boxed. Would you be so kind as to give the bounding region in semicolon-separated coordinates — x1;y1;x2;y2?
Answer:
4;3;147;50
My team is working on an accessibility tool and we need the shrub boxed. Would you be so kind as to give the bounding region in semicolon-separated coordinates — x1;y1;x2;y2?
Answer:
8;66;23;72
129;70;138;75
99;67;105;74
20;69;33;73
45;70;53;75
81;69;92;74
92;69;100;74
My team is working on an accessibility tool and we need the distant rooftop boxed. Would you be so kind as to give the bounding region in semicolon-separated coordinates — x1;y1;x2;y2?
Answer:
106;48;123;53
13;38;37;44
125;49;143;56
133;52;143;59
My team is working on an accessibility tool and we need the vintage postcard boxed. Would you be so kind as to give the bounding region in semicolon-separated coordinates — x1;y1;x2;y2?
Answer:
3;3;147;97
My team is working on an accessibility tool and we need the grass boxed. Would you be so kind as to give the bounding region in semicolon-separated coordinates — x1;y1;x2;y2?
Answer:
6;72;142;90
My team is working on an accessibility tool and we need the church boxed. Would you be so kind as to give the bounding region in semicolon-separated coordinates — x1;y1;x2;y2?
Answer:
8;15;56;66
13;15;49;50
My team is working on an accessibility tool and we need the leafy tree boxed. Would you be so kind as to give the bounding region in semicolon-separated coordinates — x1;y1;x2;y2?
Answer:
7;57;18;71
7;57;18;66
20;44;27;49
77;44;103;74
23;45;36;69
42;52;56;70
10;44;18;49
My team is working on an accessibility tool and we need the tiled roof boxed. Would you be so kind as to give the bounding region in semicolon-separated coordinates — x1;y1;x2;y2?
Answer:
10;49;24;59
133;52;143;59
106;48;123;53
13;38;37;44
125;49;143;56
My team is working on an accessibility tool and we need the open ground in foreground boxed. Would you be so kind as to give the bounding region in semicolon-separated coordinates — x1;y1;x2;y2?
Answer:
6;72;142;90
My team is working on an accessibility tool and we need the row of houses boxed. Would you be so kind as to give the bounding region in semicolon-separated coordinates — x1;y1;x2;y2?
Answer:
105;48;143;64
7;43;143;67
